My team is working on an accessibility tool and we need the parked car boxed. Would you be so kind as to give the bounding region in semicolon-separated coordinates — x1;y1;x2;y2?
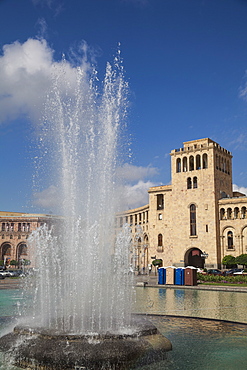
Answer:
0;270;11;277
0;269;24;277
7;269;24;277
207;269;222;275
197;268;204;273
224;268;244;276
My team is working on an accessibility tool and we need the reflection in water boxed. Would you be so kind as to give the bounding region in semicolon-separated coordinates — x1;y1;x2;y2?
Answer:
134;287;247;323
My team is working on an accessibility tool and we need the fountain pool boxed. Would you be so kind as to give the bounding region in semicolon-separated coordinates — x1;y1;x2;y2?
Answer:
0;286;247;369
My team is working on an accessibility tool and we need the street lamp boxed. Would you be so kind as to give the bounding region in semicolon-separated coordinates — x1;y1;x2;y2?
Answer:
201;251;208;259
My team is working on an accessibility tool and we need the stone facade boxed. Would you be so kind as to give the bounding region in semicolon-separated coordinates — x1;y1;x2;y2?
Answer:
116;138;247;271
0;211;57;268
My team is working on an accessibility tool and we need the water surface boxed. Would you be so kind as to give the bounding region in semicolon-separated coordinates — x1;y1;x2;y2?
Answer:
134;287;247;323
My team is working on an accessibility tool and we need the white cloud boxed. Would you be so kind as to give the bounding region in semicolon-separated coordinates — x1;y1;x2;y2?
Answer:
0;38;91;125
35;18;48;39
239;72;247;101
229;133;247;150
116;163;160;209
33;185;60;209
233;184;247;196
124;180;157;209
117;163;158;182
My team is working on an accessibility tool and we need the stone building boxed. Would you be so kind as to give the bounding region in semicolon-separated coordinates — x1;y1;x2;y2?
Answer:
0;211;56;268
116;138;247;271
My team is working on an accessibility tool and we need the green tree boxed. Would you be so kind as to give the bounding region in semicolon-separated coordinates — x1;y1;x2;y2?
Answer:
222;255;236;268
235;254;247;268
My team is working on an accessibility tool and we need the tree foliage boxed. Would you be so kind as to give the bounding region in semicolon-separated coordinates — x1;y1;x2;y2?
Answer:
222;255;236;268
235;254;247;268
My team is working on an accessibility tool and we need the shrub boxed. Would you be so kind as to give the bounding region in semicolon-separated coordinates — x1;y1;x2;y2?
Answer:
197;273;247;284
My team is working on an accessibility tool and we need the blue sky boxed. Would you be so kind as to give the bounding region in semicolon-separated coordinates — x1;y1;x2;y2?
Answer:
1;0;247;213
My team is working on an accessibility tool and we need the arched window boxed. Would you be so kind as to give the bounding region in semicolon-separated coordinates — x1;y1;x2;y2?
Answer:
202;153;208;169
219;155;221;170
190;204;197;236
234;207;239;219
227;231;234;249
216;154;219;169
189;156;194;171
196;155;201;170
241;207;246;219
1;243;11;261
176;158;181;173
158;234;163;246
223;159;226;173
183;157;188;172
187;177;192;189
227;208;232;219
221;157;224;171
220;208;226;220
139;213;142;223
17;243;28;259
144;234;149;246
193;177;198;189
227;160;230;174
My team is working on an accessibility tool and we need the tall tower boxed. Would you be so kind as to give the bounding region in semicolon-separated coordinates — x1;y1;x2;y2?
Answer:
170;138;232;268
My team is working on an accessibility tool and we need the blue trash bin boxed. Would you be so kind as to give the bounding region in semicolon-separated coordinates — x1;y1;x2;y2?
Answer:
175;268;185;285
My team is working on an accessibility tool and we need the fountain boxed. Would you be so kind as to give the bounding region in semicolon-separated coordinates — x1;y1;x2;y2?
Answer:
0;49;171;369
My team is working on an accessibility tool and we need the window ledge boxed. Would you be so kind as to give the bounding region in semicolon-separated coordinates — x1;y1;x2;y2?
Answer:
189;235;198;239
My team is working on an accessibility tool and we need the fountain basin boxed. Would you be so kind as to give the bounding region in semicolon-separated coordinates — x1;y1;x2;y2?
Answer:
0;316;172;369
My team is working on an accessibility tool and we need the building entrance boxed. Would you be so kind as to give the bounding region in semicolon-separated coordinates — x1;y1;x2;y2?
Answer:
1;243;12;266
185;248;205;268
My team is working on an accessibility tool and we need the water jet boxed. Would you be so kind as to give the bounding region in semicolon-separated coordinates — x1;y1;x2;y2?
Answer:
0;50;171;369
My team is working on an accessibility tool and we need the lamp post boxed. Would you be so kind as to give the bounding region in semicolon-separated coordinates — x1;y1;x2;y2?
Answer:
201;251;208;259
201;251;208;269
